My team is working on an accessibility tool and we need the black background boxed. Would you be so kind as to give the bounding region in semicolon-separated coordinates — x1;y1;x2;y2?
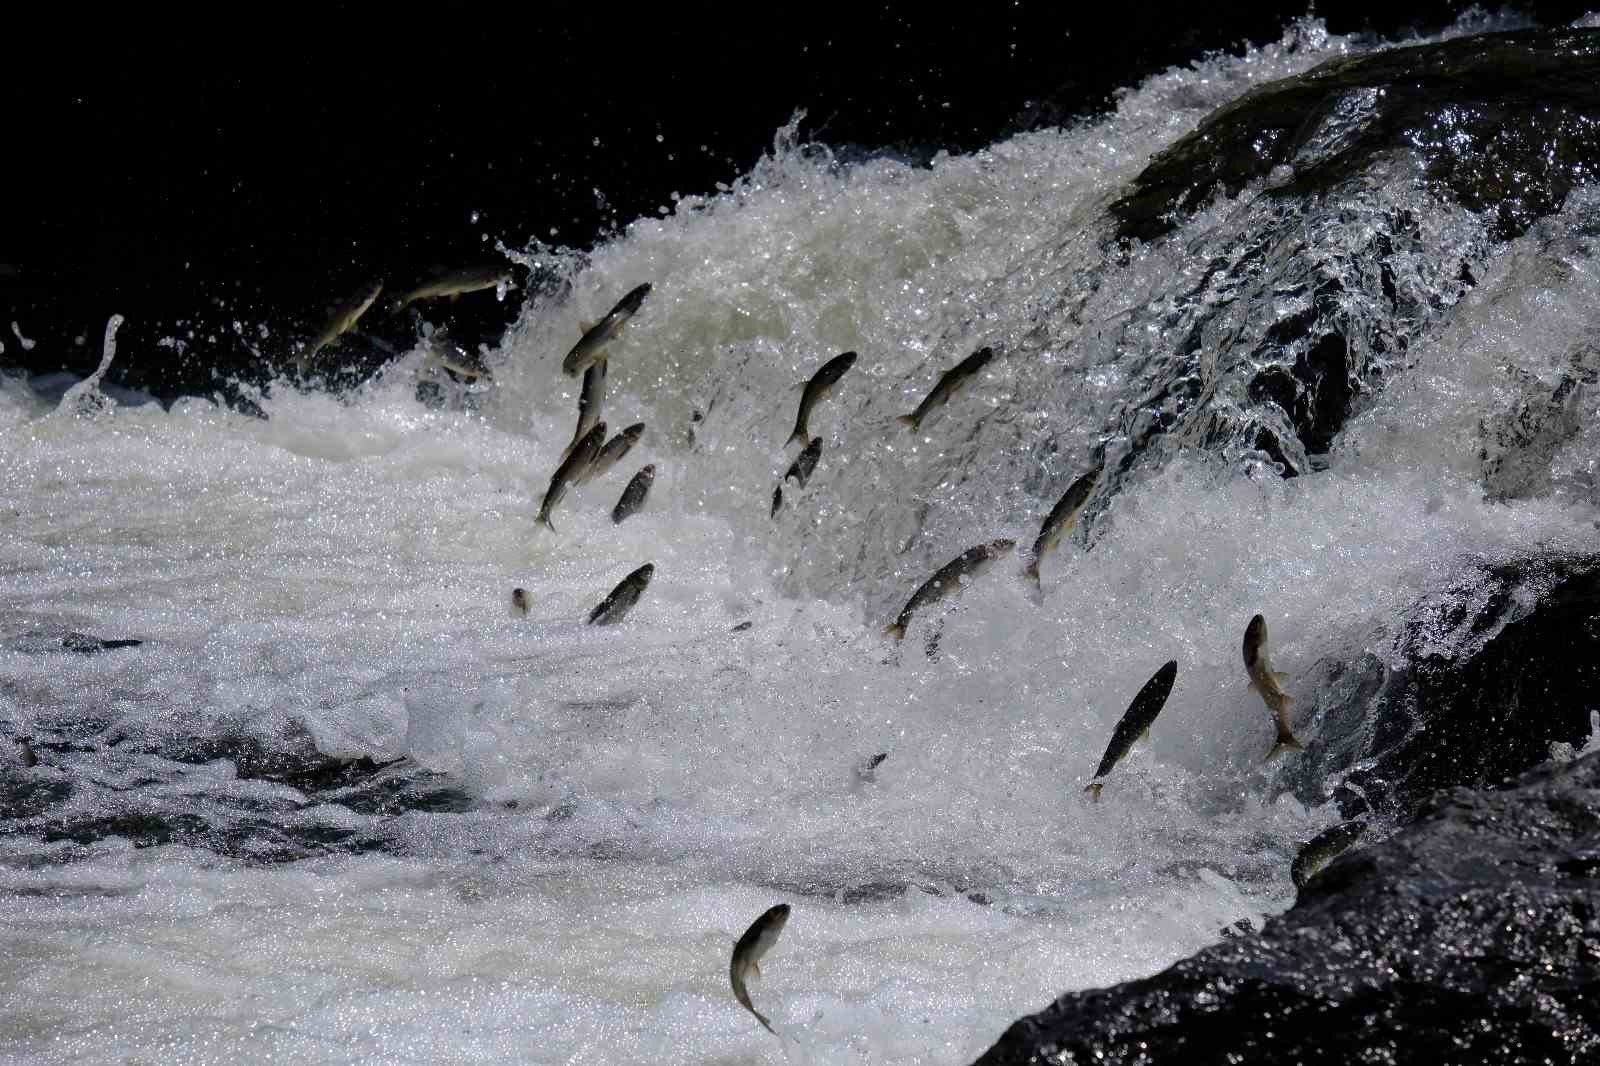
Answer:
3;3;1584;398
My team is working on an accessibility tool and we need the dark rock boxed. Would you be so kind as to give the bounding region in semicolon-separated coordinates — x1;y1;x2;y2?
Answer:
60;632;143;653
0;716;470;865
1286;553;1600;823
2;628;144;655
1112;28;1600;244
156;720;409;794
971;752;1600;1066
1070;28;1600;490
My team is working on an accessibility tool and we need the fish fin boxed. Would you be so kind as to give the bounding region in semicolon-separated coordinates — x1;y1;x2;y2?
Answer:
1266;733;1306;761
1023;558;1042;595
755;1008;777;1035
1139;727;1150;744
1274;671;1291;684
895;414;918;429
1085;781;1103;803
750;961;760;978
537;513;556;533
1247;678;1259;693
884;622;906;641
786;428;806;448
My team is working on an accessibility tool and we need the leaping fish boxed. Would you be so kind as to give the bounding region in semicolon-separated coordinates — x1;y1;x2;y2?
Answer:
560;358;607;464
788;351;857;447
537;421;606;531
1085;660;1178;802
729;903;791;1036
1024;460;1102;594
587;563;654;626
611;464;654;524
576;423;645;485
885;538;1015;641
896;346;994;432
1243;614;1305;760
389;264;514;312
299;279;384;370
561;283;652;376
1291;818;1367;889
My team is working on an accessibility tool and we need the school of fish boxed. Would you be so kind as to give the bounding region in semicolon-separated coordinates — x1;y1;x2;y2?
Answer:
510;282;1330;1039
48;275;1336;1044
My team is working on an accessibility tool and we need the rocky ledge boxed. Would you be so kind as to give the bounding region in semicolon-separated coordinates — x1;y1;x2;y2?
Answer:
1113;27;1600;244
972;750;1600;1065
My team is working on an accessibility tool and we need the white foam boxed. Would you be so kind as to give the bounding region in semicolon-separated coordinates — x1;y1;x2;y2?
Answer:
2;12;1594;1065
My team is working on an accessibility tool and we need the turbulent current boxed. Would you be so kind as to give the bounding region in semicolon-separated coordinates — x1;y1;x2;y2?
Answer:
4;15;1600;1065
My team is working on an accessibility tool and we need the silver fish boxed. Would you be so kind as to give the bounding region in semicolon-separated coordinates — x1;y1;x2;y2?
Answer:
1244;614;1305;760
537;421;606;531
896;346;993;432
1085;659;1178;803
1291;819;1367;889
885;538;1015;640
300;280;384;369
390;264;514;312
729;902;791;1036
1024;461;1102;593
427;349;490;383
560;359;608;463
587;563;654;626
784;436;822;488
787;351;856;447
561;282;652;376
576;423;644;485
511;588;530;615
611;464;655;525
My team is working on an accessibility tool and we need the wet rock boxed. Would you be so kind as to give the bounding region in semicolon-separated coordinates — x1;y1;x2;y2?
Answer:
1113;28;1600;245
972;751;1600;1066
1480;351;1600;501
1081;28;1600;487
3;629;144;654
1287;553;1600;823
0;718;471;865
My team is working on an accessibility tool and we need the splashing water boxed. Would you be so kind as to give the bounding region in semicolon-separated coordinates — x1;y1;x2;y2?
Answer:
3;14;1598;1065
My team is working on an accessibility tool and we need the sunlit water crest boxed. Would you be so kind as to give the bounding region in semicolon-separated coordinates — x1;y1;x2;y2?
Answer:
4;13;1599;1064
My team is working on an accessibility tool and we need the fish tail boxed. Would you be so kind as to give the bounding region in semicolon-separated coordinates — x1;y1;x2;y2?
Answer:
786;426;806;448
1266;731;1306;761
884;622;907;641
895;414;918;429
1085;781;1103;803
1023;558;1042;596
536;512;556;533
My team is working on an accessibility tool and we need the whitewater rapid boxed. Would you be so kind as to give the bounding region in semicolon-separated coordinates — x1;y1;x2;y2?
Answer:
4;13;1599;1065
